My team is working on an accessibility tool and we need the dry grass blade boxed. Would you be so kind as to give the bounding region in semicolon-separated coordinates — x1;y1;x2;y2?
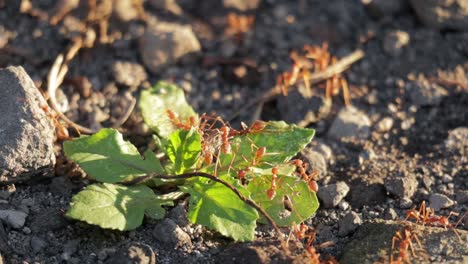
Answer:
228;49;364;121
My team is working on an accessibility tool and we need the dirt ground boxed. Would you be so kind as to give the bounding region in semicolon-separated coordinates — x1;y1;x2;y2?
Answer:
0;0;467;263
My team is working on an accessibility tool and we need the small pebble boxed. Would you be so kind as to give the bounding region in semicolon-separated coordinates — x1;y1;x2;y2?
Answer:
338;212;362;237
429;193;454;211
376;117;394;132
399;197;413;209
317;182;350;208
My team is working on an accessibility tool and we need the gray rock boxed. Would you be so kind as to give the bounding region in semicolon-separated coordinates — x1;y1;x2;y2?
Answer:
317;182;350;208
306;140;333;162
445;127;468;152
153;218;192;248
139;21;201;74
0;210;27;229
338;212;362;237
327;106;371;141
399;197;413;209
383;30;410;57
223;0;261;11
407;75;448;106
111;61;148;87
362;0;409;18
167;204;189;227
30;236;48;254
340;220;468;264
277;89;332;127
0;66;55;183
301;149;327;178
358;148;376;164
429;193;454;211
105;243;156;264
384;174;418;199
410;0;468;31
455;190;468;204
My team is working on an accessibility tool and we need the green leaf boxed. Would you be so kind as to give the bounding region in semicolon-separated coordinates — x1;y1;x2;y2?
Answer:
140;81;197;138
218;121;315;170
166;128;202;174
247;175;319;227
180;176;259;241
66;183;172;231
63;129;164;183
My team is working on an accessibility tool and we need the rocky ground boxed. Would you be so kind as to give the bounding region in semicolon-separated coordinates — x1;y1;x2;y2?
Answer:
0;0;467;263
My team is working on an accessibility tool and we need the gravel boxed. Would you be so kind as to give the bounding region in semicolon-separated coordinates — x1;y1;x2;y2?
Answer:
327;106;371;141
317;182;350;208
429;193;455;211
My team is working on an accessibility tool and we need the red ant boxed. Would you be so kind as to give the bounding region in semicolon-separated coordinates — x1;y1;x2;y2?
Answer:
40;104;70;140
266;167;279;200
292;159;319;192
390;226;423;264
288;224;337;264
166;109;194;130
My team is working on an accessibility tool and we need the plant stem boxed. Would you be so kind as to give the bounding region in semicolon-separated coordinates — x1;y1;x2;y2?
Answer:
123;172;290;254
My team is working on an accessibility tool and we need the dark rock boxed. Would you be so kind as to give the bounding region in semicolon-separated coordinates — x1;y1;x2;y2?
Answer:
167;204;189;227
30;208;68;233
362;0;409;18
105;243;156;264
301;149;327;178
384;174;418;199
111;61;148;87
340;220;468;264
429;193;454;211
30;236;48;254
455;190;468;204
139;21;201;74
277;88;332;127
153;218;192;248
338;212;362;237
348;182;386;209
410;0;468;31
317;182;350;208
216;242;293;264
327;106;371;141
0;66;55;183
0;210;27;229
0;222;9;256
48;176;75;195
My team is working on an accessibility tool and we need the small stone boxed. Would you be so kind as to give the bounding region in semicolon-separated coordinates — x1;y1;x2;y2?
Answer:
383;30;410;57
111;61;148;87
445;127;468;153
384;208;399;220
338;200;350;211
139;21;201;74
407;75;448;106
327;106;371;141
105;243;156;264
376;117;394;132
307;140;333;162
399;197;413;209
0;210;27;229
168;204;189;227
277;91;332;127
301;149;327;178
384;174;418;199
455;190;468;204
0;66;55;182
410;0;468;31
441;174;453;183
30;236;48;254
358;148;376;164
429;193;454;211
113;0;141;22
148;0;183;15
153;218;192;248
317;182;350;208
338;212;362;236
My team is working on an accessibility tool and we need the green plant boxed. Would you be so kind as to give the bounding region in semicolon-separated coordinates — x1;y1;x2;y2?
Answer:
64;81;319;242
